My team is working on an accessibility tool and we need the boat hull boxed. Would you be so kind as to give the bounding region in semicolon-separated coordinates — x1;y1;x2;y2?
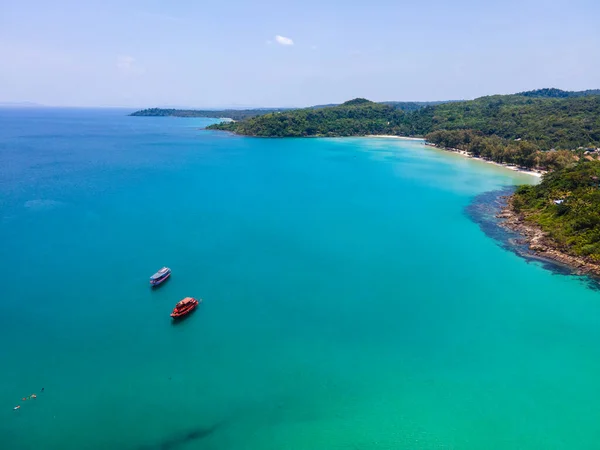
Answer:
170;306;197;319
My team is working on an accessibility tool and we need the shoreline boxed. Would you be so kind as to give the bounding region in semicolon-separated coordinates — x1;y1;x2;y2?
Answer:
497;196;600;277
365;135;425;141
425;143;544;178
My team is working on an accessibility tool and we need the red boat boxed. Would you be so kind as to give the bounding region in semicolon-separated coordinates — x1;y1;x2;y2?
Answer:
170;297;200;319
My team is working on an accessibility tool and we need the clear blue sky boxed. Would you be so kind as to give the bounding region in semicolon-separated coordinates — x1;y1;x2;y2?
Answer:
1;0;598;107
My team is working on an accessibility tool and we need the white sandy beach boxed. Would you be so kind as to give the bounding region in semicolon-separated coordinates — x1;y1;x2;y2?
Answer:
424;143;543;178
366;135;425;141
363;135;543;177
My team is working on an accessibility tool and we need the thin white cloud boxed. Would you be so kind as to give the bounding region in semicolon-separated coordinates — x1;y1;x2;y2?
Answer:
116;55;145;75
274;35;294;46
117;55;134;70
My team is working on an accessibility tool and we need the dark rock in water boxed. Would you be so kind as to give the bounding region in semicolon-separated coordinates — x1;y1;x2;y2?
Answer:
465;187;528;254
137;420;225;450
466;187;600;291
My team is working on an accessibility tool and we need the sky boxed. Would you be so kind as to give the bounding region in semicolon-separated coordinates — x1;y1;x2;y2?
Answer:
1;0;599;108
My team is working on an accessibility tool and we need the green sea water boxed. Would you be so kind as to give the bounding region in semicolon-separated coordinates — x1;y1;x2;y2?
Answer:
2;109;600;449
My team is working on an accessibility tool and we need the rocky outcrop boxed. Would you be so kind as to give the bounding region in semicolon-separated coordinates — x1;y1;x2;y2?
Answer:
497;196;600;277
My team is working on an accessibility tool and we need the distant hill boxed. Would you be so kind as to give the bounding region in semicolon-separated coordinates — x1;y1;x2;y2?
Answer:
308;100;456;111
129;99;453;120
207;90;600;152
517;88;600;98
207;99;403;137
130;107;292;121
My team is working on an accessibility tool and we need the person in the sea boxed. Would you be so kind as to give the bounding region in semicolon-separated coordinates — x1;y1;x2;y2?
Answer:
41;388;44;392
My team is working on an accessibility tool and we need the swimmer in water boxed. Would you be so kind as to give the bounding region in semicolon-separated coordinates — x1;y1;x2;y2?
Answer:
14;405;20;411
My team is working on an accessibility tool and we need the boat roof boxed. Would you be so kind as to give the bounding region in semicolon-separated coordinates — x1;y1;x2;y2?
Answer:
176;297;196;306
150;267;170;278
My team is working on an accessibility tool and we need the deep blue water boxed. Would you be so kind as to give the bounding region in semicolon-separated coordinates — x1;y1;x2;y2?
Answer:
2;108;600;449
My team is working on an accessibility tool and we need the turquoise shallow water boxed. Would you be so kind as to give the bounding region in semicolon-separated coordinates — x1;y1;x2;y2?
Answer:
2;109;600;449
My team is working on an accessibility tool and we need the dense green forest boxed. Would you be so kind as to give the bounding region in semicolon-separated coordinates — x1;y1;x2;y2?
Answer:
208;99;406;137
407;95;600;150
513;161;600;260
382;101;453;111
208;89;600;159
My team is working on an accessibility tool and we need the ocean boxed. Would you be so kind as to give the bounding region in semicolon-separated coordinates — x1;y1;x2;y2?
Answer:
2;108;600;449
